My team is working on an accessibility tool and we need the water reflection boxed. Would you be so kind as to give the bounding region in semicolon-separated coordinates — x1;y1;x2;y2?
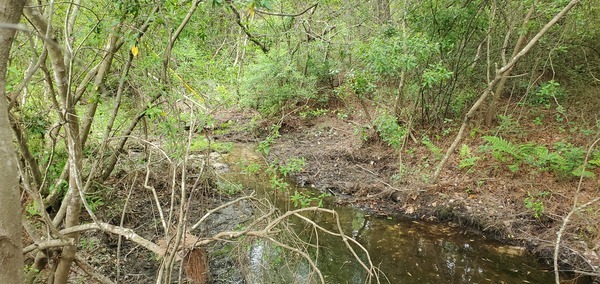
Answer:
322;206;561;283
225;145;575;283
248;205;560;284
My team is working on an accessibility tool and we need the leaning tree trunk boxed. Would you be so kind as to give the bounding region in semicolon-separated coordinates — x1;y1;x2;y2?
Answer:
485;3;535;125
0;0;27;283
432;0;581;183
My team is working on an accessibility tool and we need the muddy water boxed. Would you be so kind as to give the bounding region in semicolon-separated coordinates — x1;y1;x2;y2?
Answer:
223;144;571;283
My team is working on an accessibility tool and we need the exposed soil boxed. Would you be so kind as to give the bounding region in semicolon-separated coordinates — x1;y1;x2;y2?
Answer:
209;99;600;282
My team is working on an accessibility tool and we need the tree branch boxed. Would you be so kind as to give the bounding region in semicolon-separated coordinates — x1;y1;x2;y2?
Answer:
255;3;318;17
432;0;581;183
228;3;269;53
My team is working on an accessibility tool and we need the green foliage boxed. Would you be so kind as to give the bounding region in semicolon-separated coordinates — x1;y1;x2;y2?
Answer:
290;191;329;208
482;136;598;178
299;108;328;119
524;192;549;219
450;90;477;116
353;125;372;142
217;180;244;195
21;106;50;137
336;111;348;120
269;174;289;192
278;157;306;177
25;201;41;217
373;113;406;150
240;48;317;116
241;162;262;175
86;195;105;213
49;180;68;195
79;238;98;250
24;265;40;274
421;63;453;89
458;144;479;170
552;141;597;178
348;70;376;97
496;115;524;136
143;103;164;120
421;135;442;160
258;124;281;156
531;80;566;107
358;31;438;77
409;0;488;54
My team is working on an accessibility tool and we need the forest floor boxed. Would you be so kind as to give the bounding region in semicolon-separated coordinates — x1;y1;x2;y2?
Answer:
210;95;600;281
83;97;599;283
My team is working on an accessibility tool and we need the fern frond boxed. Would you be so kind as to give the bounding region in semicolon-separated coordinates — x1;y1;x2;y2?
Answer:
482;136;523;160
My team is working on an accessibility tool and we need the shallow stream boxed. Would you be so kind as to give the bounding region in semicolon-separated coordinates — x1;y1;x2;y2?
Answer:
222;144;579;283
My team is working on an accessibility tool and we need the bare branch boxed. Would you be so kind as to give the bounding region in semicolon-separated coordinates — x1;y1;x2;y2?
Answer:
58;222;163;255
255;3;318;17
554;138;600;283
190;194;256;232
228;3;269;53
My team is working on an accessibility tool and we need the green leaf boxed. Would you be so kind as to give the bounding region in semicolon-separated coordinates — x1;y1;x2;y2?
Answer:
572;167;596;178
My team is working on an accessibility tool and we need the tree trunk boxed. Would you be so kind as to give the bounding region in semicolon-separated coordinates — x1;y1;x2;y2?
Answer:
485;3;535;125
0;0;27;283
24;2;85;282
432;0;581;184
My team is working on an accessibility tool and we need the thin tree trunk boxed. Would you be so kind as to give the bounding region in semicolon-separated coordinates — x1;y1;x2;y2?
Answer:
432;0;581;184
0;1;27;283
485;3;535;125
9;114;43;188
24;2;85;282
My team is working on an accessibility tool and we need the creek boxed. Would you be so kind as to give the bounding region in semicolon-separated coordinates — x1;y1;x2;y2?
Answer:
221;144;579;283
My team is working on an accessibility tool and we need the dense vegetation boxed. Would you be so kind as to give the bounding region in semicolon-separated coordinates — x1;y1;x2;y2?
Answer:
0;0;598;283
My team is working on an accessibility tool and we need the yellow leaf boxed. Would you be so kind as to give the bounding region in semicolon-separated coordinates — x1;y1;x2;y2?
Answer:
131;45;139;57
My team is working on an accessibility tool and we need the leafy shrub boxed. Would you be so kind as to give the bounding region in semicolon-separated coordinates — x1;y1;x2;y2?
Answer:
552;141;596;178
496;115;524;136
240;48;317;116
290;191;329;208
358;31;437;77
530;80;566;107
347;70;376;98
481;136;523;172
459;144;479;170
373;113;406;149
421;62;453;89
258;124;281;155
524;192;549;219
279;157;306;177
